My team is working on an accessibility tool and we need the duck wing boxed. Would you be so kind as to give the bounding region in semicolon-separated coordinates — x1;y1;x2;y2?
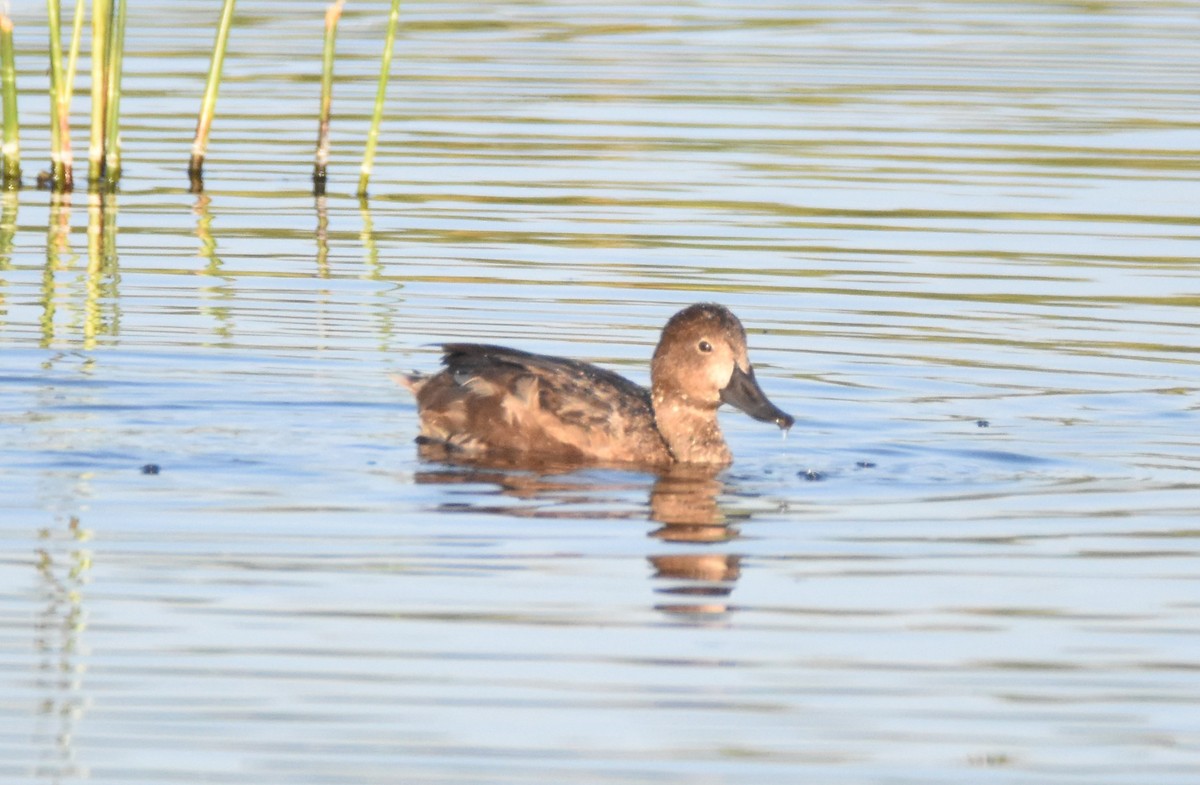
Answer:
413;343;671;465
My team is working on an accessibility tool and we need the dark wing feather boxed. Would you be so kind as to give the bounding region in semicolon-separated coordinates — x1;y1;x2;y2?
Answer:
439;343;655;429
408;343;671;465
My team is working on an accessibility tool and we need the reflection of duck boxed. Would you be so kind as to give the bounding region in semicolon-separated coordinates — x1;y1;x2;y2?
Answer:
412;463;749;616
648;464;727;527
647;467;742;616
397;303;792;468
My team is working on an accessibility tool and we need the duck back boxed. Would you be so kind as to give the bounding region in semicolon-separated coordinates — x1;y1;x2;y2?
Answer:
408;344;673;467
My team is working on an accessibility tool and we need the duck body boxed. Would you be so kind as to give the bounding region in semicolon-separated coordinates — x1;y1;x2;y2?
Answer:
404;343;675;467
399;304;793;468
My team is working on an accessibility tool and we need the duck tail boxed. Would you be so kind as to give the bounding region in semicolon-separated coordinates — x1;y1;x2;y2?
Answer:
390;372;427;395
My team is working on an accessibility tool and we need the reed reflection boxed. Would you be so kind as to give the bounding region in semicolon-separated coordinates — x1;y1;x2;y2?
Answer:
35;190;120;350
358;197;399;352
1;189;15;330
358;197;380;276
0;188;15;262
193;192;234;341
83;190;120;349
414;463;744;616
33;515;92;783
315;194;330;278
41;192;74;346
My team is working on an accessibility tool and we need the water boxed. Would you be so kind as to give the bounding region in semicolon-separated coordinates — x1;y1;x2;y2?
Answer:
2;1;1198;783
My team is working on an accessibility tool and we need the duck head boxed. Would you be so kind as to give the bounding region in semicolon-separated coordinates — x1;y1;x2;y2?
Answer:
650;303;793;462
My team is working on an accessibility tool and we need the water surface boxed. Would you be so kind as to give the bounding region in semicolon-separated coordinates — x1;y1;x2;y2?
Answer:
2;1;1198;783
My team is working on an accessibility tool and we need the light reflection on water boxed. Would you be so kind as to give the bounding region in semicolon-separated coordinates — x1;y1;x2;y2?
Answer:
2;1;1199;783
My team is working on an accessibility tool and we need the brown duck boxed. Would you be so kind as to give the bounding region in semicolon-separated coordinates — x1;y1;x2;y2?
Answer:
397;303;793;468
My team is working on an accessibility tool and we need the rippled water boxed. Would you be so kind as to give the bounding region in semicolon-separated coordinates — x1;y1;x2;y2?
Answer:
2;1;1198;783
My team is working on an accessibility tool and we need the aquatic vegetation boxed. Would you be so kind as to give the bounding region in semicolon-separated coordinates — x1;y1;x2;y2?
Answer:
41;0;121;192
313;1;346;196
45;0;85;191
358;0;402;198
102;0;127;187
86;0;109;185
6;2;406;195
188;0;236;193
0;13;19;189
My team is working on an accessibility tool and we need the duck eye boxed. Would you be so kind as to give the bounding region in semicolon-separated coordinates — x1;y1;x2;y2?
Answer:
698;340;713;353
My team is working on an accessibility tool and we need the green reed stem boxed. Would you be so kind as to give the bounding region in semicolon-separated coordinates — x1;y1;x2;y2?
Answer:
313;0;346;196
66;0;85;92
103;0;127;186
52;0;86;191
358;0;401;198
88;0;111;187
0;15;20;190
47;1;66;187
189;0;236;191
47;0;85;190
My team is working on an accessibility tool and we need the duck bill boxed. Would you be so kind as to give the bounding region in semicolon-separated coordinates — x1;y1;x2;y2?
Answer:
719;365;794;431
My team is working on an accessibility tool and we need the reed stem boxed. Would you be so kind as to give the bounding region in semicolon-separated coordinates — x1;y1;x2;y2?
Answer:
0;14;20;190
66;0;85;91
88;0;111;186
189;0;237;192
357;0;401;198
47;1;66;188
103;0;127;186
57;0;86;190
313;0;346;196
45;0;84;190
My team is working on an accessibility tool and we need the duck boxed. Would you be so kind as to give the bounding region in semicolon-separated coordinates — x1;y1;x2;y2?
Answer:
396;303;793;468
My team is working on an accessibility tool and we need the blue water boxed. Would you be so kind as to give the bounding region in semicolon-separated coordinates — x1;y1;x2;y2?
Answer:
2;2;1198;783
